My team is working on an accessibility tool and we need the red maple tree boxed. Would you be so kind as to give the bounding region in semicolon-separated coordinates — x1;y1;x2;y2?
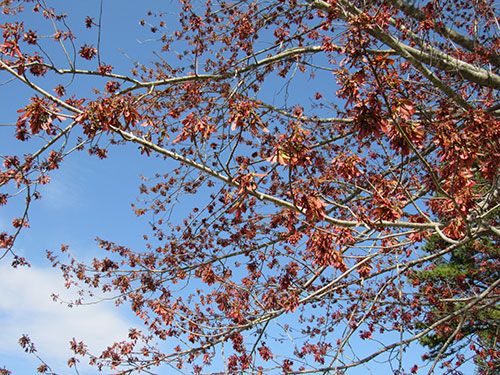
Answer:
1;0;499;374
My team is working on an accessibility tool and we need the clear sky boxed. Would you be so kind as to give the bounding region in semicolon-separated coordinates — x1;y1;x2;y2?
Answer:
0;1;477;374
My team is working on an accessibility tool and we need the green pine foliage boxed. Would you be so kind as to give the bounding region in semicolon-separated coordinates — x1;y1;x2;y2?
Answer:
415;234;500;374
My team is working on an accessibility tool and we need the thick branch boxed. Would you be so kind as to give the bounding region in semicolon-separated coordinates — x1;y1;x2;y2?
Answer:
386;0;500;69
307;0;500;104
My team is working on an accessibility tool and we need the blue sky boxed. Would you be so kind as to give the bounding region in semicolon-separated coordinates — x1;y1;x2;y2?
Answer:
0;1;478;374
0;98;158;373
0;1;168;373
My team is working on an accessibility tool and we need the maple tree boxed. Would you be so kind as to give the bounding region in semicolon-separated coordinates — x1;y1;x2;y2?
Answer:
1;0;499;373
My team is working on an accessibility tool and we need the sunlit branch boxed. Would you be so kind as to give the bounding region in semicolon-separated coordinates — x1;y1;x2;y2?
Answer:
110;125;444;230
0;59;81;113
386;0;500;69
306;0;486;108
289;277;500;374
117;45;325;94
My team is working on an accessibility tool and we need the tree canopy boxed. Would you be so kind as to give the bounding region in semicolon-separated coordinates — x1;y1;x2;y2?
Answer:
1;0;499;374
